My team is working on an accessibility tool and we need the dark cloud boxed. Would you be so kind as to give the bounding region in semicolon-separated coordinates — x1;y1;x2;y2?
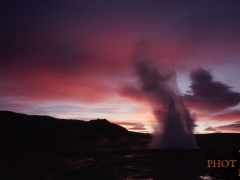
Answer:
1;0;240;77
183;68;240;112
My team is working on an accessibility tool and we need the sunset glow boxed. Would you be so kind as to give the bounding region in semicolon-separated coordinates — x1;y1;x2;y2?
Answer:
1;0;240;133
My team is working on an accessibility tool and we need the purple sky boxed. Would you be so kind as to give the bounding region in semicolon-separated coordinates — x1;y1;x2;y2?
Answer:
1;0;240;133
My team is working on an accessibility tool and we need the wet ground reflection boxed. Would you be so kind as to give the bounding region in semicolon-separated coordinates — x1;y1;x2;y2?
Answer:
1;149;240;179
199;175;214;180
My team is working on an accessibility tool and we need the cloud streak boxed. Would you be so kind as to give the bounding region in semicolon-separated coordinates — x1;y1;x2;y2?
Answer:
215;121;240;132
204;127;218;132
211;110;240;121
115;122;147;132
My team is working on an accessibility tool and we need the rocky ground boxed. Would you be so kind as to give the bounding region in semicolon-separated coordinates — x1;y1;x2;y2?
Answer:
1;149;240;180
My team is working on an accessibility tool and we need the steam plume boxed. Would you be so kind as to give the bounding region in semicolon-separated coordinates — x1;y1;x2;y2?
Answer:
132;41;196;148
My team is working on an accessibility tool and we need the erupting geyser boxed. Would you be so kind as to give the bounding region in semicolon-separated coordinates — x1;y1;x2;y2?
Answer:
133;42;197;149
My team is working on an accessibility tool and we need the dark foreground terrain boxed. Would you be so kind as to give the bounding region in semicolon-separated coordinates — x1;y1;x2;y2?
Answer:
1;149;240;180
1;111;240;179
0;110;151;154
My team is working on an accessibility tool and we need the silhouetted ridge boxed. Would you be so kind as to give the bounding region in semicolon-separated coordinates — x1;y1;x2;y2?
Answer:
0;110;151;154
195;133;240;148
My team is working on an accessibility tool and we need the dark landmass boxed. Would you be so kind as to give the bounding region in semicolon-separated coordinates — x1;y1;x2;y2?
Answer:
1;110;240;179
1;149;240;179
196;133;240;149
1;110;240;155
0;110;151;154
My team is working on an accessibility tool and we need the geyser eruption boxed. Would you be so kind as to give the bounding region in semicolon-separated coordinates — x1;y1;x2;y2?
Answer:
133;42;196;149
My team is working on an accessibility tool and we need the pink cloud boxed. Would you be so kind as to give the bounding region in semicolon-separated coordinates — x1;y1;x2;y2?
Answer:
216;121;240;132
211;110;240;121
204;127;218;132
115;122;147;132
118;85;149;103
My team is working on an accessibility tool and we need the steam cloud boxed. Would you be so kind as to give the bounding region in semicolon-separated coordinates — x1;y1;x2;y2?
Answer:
132;41;196;148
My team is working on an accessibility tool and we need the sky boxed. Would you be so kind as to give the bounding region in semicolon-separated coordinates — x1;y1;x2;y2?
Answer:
1;0;240;133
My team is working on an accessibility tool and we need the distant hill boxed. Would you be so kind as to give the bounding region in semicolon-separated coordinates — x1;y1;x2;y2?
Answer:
195;133;240;149
0;110;152;154
1;110;240;155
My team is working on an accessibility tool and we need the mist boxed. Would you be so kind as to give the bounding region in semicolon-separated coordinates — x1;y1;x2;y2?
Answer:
132;41;197;149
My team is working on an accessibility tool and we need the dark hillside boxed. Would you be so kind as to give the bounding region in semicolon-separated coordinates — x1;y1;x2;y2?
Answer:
195;133;240;149
2;110;240;155
0;111;152;154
